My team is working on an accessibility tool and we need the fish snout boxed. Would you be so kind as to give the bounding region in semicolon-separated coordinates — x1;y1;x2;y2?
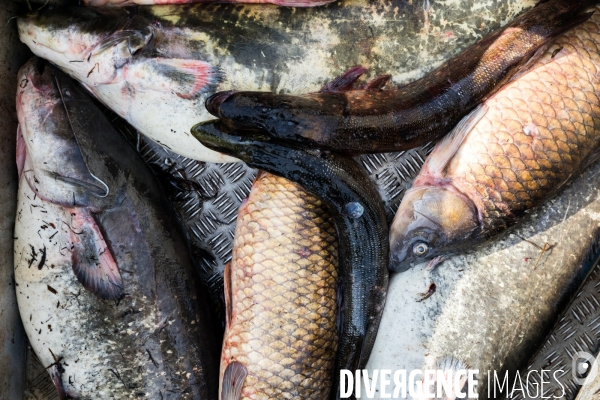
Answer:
388;245;415;273
205;90;236;117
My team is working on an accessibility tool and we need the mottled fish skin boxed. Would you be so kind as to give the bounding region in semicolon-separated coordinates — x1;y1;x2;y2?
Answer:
206;0;596;155
192;121;389;400
84;0;334;8
14;59;220;399
220;171;338;400
18;0;538;162
389;4;600;272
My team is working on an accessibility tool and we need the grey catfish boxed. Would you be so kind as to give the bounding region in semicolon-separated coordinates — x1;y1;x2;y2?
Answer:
14;58;220;399
18;0;537;161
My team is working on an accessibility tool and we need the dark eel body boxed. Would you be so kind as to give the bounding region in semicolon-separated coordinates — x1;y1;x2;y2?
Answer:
206;0;596;154
191;121;388;400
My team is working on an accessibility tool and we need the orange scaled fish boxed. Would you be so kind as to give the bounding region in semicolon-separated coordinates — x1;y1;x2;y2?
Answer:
220;172;338;399
390;3;600;272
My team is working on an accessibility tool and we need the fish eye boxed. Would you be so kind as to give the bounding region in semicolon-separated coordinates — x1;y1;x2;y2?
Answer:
412;241;429;257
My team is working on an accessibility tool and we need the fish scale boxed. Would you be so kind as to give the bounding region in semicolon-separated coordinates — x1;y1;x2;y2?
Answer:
221;172;338;400
448;8;600;236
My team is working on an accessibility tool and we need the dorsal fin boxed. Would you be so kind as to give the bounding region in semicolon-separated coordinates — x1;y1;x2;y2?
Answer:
221;361;248;400
319;66;366;93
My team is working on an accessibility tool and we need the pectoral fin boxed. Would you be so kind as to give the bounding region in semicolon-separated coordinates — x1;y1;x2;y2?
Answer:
68;208;123;300
124;58;220;99
421;104;488;179
221;361;248;400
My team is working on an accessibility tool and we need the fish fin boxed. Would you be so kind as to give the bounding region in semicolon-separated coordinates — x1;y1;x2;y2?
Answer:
16;125;26;178
319;66;366;93
124;58;220;99
69;208;123;300
361;75;391;90
221;361;248;400
224;262;233;330
93;29;152;56
582;147;600;171
49;365;67;400
423;104;488;177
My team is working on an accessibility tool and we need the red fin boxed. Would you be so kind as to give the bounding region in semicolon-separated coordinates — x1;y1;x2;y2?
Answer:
319;66;366;93
49;365;67;400
68;208;123;300
221;361;247;400
224;262;232;330
124;58;220;99
362;75;391;90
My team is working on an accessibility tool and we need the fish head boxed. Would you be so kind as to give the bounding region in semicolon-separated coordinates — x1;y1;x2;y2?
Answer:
389;186;479;272
206;90;344;146
192;119;273;163
17;58;110;208
18;7;152;87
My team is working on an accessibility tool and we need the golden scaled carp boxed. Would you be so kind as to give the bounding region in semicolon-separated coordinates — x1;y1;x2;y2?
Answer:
220;172;338;400
389;4;600;272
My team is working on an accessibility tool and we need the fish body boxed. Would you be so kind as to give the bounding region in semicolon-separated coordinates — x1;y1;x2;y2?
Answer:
84;0;334;8
205;0;595;155
220;171;338;399
192;120;389;400
389;4;600;272
18;0;538;161
14;59;219;399
364;158;600;399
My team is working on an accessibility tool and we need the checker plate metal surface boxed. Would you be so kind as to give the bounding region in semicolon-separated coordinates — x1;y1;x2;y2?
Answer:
511;263;600;400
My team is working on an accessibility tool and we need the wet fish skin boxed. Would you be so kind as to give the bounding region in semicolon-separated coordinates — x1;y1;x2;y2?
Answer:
17;0;537;162
192;120;389;400
84;0;334;8
206;0;596;155
14;59;220;399
220;171;338;400
389;4;600;272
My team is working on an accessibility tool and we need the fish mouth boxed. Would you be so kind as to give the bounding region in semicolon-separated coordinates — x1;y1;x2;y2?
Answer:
205;91;236;117
388;251;415;273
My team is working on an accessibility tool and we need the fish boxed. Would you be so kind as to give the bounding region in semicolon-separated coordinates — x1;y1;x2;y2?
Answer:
389;3;600;272
84;0;334;8
14;58;220;399
18;0;538;162
0;2;29;398
204;0;595;155
191;120;389;400
220;171;338;400
363;158;600;399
